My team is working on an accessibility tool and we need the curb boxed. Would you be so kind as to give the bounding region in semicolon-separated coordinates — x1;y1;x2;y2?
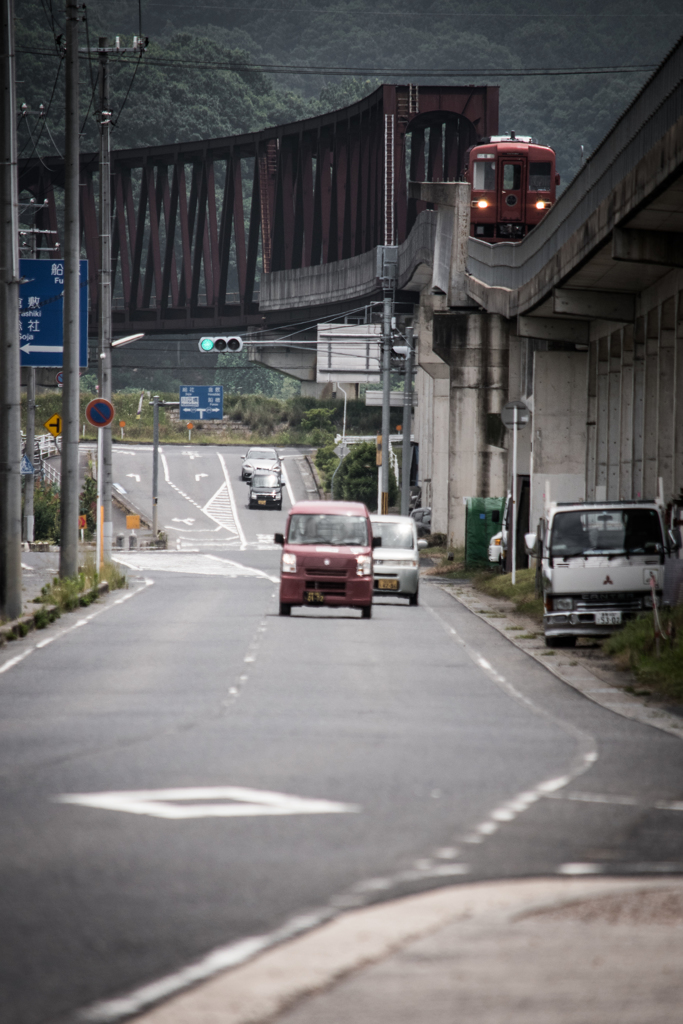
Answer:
437;581;683;740
110;877;682;1024
0;580;109;646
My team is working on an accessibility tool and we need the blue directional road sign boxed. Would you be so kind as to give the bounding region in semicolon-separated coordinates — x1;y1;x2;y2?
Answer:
19;259;88;368
179;385;223;420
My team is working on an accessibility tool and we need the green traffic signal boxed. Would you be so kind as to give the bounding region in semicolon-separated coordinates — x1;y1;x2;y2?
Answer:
199;337;214;352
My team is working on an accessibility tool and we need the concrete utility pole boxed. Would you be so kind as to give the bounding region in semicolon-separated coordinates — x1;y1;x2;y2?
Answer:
380;291;392;515
400;325;414;517
59;0;80;579
24;368;35;541
0;0;22;619
152;396;160;538
97;37;113;563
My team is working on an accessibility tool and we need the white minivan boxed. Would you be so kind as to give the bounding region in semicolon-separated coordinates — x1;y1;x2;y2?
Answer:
370;514;427;606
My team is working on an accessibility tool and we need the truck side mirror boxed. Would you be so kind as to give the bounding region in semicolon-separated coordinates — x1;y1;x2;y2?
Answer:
274;532;285;546
372;537;382;549
668;528;682;551
524;532;539;557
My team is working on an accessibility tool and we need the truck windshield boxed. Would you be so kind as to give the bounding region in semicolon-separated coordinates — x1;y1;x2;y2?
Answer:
371;522;414;549
288;514;368;546
550;509;663;558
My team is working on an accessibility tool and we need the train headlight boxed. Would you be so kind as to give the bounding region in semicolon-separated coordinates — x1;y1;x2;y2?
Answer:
535;200;546;210
477;199;489;209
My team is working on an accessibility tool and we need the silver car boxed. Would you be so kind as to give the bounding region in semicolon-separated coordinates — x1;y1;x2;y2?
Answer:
370;514;426;606
241;446;281;482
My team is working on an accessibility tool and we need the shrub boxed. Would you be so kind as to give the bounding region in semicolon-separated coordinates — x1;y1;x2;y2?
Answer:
33;480;61;542
333;441;397;509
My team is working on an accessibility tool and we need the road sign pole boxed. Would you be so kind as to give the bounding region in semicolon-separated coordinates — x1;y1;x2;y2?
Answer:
512;407;518;586
23;367;35;542
0;0;22;619
96;426;102;572
98;38;113;563
400;326;414;517
59;0;80;579
152;396;159;537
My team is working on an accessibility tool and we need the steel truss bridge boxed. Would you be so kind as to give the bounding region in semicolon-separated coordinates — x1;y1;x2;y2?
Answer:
19;84;498;334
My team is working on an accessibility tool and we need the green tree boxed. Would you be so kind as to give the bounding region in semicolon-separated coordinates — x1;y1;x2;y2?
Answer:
33;481;60;542
334;441;397;510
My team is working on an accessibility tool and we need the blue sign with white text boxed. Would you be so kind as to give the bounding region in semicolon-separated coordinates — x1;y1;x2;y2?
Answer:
19;259;88;367
179;385;224;420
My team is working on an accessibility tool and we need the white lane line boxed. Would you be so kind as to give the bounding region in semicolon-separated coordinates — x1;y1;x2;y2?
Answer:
279;457;294;507
0;581;154;678
217;452;247;548
112;553;274;580
546;790;683;811
205;555;280;585
79;907;338;1023
425;600;599;848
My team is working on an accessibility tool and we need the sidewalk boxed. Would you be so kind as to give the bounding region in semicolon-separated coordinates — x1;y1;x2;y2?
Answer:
129;877;683;1024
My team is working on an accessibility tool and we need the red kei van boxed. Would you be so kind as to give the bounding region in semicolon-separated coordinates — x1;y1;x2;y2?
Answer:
275;500;377;618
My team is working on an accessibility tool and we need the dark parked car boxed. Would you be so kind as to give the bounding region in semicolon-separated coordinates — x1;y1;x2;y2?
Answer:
248;471;283;510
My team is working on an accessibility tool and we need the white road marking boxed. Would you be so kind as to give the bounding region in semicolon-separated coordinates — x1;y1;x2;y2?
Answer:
195;473;208;481
0;581;153;677
171;517;195;525
126;474;141;482
21;562;34;570
112;552;275;581
201;482;239;534
56;785;360;820
279;457;294;503
546;790;683;812
217;452;247;546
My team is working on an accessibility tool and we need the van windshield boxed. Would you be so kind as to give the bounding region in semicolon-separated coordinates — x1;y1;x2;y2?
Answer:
371;521;414;549
288;514;368;546
550;509;663;558
252;473;279;488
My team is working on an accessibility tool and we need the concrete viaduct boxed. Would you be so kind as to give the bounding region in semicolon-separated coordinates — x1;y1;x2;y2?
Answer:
19;41;683;547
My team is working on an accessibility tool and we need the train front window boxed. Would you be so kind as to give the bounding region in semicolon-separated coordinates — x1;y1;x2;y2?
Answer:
473;160;495;190
529;162;551;191
503;163;521;190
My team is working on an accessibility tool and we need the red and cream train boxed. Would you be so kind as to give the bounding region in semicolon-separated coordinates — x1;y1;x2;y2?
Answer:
466;132;560;241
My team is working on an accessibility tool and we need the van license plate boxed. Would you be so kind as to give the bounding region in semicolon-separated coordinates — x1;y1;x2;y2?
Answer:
305;591;325;604
258;500;266;505
595;611;621;625
378;579;399;590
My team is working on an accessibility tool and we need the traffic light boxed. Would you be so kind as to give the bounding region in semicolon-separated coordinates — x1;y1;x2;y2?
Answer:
197;335;243;353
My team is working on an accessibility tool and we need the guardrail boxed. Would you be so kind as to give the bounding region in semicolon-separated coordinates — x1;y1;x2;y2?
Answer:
20;433;62;487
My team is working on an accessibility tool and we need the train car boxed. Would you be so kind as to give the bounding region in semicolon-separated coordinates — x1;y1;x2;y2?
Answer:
466;132;559;241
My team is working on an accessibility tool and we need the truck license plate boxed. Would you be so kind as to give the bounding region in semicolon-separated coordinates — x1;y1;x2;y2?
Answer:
258;500;266;505
595;611;622;625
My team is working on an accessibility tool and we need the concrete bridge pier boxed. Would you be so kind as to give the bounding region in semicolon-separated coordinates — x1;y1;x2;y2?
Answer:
247;342;330;398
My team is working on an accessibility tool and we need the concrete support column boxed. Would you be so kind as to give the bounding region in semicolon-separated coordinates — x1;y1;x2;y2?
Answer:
643;311;660;500
657;298;676;500
595;336;609;499
674;292;683;499
530;351;588;530
607;332;622;499
619;326;635;499
431;377;450;535
632;318;646;499
585;341;598;500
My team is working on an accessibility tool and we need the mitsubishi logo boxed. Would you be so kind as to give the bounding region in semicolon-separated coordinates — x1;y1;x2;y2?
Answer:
603;575;614;585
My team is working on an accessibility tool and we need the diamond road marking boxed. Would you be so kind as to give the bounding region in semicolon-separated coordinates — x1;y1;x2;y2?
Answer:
55;786;360;819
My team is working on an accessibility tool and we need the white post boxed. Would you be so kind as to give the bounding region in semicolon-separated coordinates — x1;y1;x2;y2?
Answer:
377;463;382;515
96;427;103;572
511;407;518;586
338;384;347;443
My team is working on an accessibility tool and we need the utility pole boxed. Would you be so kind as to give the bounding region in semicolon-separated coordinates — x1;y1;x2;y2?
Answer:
24;368;35;541
59;0;80;579
97;37;112;563
152;395;159;538
380;290;392;515
400;325;414;517
0;0;22;619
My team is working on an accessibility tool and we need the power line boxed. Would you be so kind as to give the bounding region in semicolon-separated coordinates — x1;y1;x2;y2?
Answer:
18;47;658;78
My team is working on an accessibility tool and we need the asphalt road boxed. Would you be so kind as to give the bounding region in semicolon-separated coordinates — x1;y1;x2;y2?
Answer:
2;445;683;1024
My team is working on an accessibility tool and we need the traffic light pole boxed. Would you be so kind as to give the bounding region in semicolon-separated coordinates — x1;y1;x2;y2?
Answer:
0;0;22;619
59;0;80;579
400;326;414;517
380;289;392;515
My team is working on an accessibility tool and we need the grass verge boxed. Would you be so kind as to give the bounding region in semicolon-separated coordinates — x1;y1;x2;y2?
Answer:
35;559;127;614
470;567;544;622
603;609;683;702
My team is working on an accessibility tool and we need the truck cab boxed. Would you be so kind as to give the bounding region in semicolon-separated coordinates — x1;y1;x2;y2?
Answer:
525;501;672;647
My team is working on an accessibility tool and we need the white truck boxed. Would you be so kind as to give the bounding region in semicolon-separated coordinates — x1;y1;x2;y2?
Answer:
524;500;680;648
